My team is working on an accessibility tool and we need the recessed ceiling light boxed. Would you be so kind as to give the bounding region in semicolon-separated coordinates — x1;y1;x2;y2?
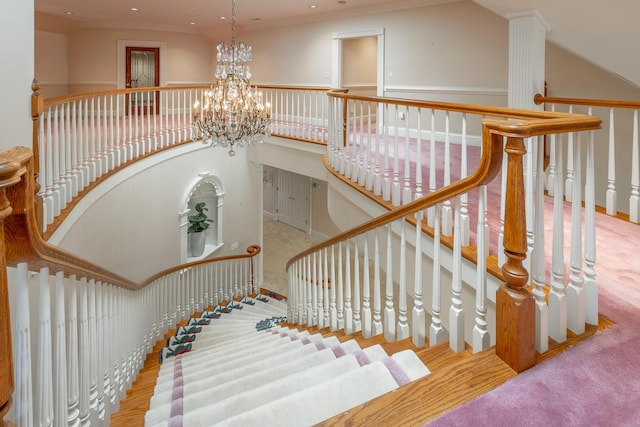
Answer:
190;22;196;25
309;5;318;9
65;11;74;15
130;7;139;12
219;16;227;20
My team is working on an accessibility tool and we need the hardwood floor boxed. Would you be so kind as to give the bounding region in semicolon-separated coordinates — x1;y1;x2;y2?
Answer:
110;308;613;426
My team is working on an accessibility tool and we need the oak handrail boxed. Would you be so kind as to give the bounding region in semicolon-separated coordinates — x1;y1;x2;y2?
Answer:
287;91;602;271
535;93;640;110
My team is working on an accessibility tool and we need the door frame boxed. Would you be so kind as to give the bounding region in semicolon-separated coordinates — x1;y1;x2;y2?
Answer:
117;40;167;89
332;28;385;97
125;46;161;115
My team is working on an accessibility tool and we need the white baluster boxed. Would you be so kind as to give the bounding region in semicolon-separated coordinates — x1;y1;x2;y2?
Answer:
330;245;338;331
66;275;81;426
323;248;330;328
52;272;68;427
630;109;640;223
77;277;90;426
373;102;382;196
565;113;575;203
88;280;99;424
352;239;362;333
372;231;383;337
549;133;567;343
585;116;598;326
392;105;401;205
306;255;313;326
402;106;412;205
382;103;391;201
415;108;423;200
430;205;447;345
460;113;470;245
449;196;465;353
412;209;425;347
358;102;366;187
35;268;54;427
606;107;617;215
365;102;374;192
568;133;585;335
441;111;453;236
14;263;34;427
312;252;319;327
473;188;490;353
362;237;372;338
532;135;549;353
427;109;437;228
384;225;395;342
546;104;557;195
337;242;345;331
344;240;353;334
397;220;409;340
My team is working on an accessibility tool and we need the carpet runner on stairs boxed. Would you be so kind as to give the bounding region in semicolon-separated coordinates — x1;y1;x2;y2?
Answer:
146;295;430;426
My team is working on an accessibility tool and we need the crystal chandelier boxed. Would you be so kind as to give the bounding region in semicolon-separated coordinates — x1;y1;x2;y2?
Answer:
192;0;271;156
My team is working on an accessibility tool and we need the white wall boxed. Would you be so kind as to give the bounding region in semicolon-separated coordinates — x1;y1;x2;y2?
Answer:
0;0;34;150
55;145;263;283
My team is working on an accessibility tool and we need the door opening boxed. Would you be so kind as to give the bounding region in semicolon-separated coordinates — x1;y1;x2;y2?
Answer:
126;47;160;115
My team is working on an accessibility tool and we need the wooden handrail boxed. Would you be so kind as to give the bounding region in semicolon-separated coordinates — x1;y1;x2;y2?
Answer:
139;244;261;287
535;93;640;110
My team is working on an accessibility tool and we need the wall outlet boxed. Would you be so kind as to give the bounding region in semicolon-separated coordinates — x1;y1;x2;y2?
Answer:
231;242;238;250
399;111;406;121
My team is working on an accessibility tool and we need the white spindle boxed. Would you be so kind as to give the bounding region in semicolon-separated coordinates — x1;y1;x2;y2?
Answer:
532;135;549;353
549;133;567;343
392;105;401;205
337;242;345;331
397;220;409;340
568;133;585;335
606;107;617;215
460;113;470;245
77;277;90;426
330;245;338;331
429;203;447;345
473;188;490;353
312;252;319;327
403;106;412;204
53;272;68;427
585;111;598;326
630;109;640;222
352;239;362;333
449;196;465;353
384;225;395;342
66;275;80;426
36;268;54;427
14;263;34;427
362;238;372;338
372;231;383;337
427;109;437;228
344;239;353;334
441;111;453;236
412;209;425;347
382;103;391;201
323;248;330;328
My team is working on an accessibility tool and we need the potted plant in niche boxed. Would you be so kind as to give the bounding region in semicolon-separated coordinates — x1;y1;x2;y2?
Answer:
188;202;214;257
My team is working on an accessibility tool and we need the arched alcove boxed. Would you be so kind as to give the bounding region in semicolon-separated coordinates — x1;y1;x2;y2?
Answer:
180;172;225;262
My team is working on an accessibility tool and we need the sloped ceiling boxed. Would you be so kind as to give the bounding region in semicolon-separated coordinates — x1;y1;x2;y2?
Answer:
472;0;640;88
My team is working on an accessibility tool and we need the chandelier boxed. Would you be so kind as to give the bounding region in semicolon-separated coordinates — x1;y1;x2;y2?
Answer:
192;0;271;156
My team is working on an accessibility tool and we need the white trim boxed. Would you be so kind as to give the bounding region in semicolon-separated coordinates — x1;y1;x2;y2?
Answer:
332;28;385;97
506;9;551;32
68;82;117;87
116;40;167;89
385;85;508;96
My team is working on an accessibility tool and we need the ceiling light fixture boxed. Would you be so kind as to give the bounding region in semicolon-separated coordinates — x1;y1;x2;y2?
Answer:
192;0;271;156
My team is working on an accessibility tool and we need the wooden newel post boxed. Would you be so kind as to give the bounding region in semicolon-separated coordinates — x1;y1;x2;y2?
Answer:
496;136;536;373
0;148;29;426
31;80;44;232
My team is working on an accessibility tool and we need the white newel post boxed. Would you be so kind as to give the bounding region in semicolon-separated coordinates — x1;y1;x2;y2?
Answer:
507;8;549;346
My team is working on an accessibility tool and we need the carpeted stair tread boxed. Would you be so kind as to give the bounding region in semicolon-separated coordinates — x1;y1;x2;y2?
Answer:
145;340;370;424
158;329;315;378
213;353;429;427
152;352;367;427
149;338;363;412
155;332;342;392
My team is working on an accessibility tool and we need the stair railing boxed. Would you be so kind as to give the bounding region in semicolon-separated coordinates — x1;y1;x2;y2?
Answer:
287;90;601;372
32;83;331;236
535;93;640;223
0;146;262;426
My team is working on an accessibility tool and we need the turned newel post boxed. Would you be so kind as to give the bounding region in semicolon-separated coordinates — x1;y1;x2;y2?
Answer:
496;136;536;373
0;152;25;425
31;80;44;231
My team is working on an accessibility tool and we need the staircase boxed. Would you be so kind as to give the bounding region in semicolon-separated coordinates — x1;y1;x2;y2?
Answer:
144;295;431;426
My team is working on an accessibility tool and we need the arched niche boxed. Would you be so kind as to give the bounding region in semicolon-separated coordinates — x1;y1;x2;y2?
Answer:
179;171;225;262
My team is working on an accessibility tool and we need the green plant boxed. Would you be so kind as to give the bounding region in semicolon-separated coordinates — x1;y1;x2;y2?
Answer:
187;202;214;234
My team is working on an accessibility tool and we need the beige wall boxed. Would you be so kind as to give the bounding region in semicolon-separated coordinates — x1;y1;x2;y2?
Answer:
342;36;377;96
35;30;69;98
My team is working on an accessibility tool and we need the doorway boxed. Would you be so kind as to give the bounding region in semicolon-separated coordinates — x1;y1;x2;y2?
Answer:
126;47;160;115
332;28;385;97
